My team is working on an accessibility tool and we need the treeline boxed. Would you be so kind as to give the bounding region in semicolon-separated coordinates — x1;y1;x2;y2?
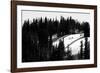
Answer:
22;16;90;62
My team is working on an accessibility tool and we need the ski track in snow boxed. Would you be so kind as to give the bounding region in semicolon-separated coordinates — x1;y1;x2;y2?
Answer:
52;33;90;55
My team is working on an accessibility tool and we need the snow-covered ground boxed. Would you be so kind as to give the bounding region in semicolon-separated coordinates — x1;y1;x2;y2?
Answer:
52;33;90;55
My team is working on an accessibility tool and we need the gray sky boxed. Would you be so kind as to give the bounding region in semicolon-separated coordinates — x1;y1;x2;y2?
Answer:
22;10;90;25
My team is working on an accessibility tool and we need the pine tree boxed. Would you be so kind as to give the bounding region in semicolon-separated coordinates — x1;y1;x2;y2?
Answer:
80;41;84;59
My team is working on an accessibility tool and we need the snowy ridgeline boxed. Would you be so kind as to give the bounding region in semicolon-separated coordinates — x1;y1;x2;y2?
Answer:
52;33;90;55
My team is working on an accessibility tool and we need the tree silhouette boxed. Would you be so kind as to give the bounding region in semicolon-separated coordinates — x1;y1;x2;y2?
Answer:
66;46;73;60
82;22;90;37
84;37;90;59
80;41;84;59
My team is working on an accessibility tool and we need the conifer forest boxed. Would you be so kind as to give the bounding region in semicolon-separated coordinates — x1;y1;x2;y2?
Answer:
22;16;90;62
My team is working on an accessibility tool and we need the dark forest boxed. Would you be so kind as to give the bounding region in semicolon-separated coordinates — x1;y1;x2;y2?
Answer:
22;16;90;62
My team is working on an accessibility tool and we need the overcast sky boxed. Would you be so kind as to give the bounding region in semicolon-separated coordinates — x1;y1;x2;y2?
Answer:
22;10;90;25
